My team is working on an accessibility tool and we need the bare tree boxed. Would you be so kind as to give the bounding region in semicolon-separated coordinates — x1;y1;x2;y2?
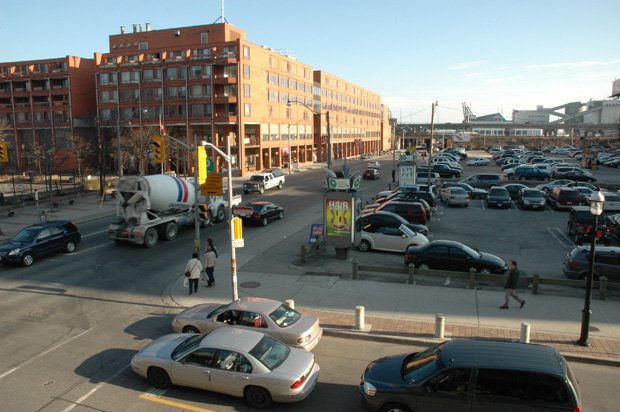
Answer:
123;125;157;175
0;118;10;140
66;133;91;180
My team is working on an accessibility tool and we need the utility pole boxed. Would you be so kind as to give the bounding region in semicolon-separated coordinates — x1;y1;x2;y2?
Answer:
427;101;438;184
326;111;332;170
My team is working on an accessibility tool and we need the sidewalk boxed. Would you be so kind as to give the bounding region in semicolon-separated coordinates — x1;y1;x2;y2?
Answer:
2;172;619;366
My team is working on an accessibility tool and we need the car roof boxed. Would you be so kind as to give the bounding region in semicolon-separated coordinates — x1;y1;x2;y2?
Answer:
25;220;72;229
439;340;566;376
228;296;282;313
242;201;271;206
201;327;264;352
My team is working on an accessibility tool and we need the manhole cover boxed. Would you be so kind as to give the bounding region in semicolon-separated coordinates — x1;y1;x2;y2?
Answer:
240;281;261;288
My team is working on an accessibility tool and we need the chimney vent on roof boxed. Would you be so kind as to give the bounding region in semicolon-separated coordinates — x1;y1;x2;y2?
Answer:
120;26;125;34
139;24;143;32
133;24;138;33
145;23;151;32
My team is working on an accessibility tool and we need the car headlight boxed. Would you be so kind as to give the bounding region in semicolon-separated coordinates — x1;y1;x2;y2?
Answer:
523;200;530;204
363;381;377;396
8;248;20;256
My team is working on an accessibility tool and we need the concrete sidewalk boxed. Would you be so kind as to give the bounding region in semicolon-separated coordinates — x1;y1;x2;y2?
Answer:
2;174;620;366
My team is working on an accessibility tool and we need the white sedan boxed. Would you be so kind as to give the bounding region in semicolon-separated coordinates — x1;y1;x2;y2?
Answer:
359;224;428;253
131;328;320;409
439;186;470;207
466;157;490;166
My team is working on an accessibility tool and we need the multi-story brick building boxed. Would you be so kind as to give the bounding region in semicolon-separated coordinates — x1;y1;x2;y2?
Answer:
94;22;390;176
0;56;96;172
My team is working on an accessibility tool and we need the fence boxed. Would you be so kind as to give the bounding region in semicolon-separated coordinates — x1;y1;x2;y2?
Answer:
351;261;618;300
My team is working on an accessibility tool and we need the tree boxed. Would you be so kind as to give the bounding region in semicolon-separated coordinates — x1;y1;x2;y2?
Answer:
123;125;157;175
66;133;91;181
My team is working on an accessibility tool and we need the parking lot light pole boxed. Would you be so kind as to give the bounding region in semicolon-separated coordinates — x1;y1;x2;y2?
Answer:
577;189;605;347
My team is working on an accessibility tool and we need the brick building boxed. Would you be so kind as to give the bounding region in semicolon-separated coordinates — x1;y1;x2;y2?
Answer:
0;56;96;172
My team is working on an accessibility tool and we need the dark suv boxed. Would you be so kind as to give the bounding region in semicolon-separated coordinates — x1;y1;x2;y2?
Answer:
548;187;582;210
563;246;620;281
461;173;503;189
566;206;613;245
0;220;81;267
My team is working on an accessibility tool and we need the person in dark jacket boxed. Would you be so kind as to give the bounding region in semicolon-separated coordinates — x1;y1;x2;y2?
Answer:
500;260;525;309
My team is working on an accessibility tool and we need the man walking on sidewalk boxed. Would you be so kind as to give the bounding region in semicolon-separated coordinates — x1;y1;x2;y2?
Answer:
500;260;525;309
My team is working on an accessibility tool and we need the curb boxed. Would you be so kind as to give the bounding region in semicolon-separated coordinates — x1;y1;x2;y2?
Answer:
322;328;620;368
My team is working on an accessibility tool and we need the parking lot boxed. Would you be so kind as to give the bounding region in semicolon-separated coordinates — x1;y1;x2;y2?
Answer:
355;150;620;280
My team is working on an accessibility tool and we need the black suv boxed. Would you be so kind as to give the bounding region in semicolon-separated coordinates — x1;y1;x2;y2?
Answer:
566;206;613;245
0;220;81;266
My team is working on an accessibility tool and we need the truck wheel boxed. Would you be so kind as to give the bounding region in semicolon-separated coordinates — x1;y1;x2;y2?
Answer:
277;182;283;190
216;206;226;222
144;228;159;248
259;187;265;194
163;222;178;241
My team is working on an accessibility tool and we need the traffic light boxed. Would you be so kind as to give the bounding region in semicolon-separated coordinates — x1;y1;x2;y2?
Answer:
0;142;8;163
152;136;165;164
198;203;210;221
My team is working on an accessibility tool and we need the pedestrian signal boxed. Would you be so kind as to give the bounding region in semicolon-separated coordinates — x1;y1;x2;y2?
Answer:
198;203;210;221
152;136;165;164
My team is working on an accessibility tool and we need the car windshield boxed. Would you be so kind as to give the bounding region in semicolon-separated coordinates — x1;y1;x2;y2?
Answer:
252;204;266;212
249;335;290;370
523;190;543;198
402;342;445;382
400;225;416;237
249;176;263;182
171;334;204;360
489;188;507;196
13;228;38;243
207;304;229;319
269;304;301;327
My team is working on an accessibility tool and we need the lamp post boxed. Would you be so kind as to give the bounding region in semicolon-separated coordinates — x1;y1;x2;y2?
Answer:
577;189;605;347
428;101;438;185
287;99;332;170
287;123;292;175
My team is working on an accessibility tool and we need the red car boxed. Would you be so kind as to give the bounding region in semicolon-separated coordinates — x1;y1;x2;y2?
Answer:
375;201;427;225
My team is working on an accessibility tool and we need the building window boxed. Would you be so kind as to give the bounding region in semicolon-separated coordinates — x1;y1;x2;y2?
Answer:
142;68;162;82
243;64;250;79
190;84;210;98
98;72;117;86
119;88;139;102
189;65;211;79
166;86;187;99
269;73;278;86
165;67;187;80
201;32;209;44
99;90;118;103
244;103;251;116
244;84;251;98
138;42;148;50
142;87;163;101
280;76;288;88
120;71;139;84
243;45;250;59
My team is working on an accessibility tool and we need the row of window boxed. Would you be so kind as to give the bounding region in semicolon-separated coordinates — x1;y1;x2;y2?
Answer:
99;104;218;121
11;111;70;123
266;72;313;94
98;65;217;85
1;62;67;77
99;84;214;103
0;79;70;92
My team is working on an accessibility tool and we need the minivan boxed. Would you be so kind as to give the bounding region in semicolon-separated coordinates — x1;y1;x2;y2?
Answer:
548;187;582;210
461;173;503;189
360;340;582;412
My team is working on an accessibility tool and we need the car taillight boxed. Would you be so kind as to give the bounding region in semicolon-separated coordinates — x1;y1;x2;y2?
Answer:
569;259;582;270
291;375;306;389
573;406;582;412
252;213;261;218
297;334;311;344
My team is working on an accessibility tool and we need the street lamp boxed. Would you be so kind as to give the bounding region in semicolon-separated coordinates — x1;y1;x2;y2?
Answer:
287;99;332;170
577;188;605;347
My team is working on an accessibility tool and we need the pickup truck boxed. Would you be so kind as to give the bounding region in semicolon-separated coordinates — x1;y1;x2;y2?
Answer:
243;169;285;194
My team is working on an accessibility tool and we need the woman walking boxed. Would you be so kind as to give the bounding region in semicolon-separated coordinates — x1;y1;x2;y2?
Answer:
185;253;203;295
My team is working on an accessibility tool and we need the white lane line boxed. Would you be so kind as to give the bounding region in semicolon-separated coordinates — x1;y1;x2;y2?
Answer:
61;364;130;412
82;230;108;238
74;242;114;255
546;227;572;248
0;329;91;381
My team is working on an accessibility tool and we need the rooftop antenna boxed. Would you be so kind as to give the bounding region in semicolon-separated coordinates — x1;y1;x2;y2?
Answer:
213;0;229;23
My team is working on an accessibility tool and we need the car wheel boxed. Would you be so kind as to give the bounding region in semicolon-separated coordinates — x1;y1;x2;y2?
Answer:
519;176;525;181
22;253;35;267
544;176;550;181
216;206;226;223
147;367;172;389
277;182;283;190
144;228;159;248
182;325;200;333
163;222;178;241
244;386;272;409
358;240;371;252
65;241;77;253
479;268;491;274
259;187;265;194
278;211;284;220
380;403;412;412
416;262;430;270
261;217;268;226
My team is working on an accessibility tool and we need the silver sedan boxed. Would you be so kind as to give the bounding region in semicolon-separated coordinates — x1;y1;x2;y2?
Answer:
171;297;323;351
439;186;470;207
131;328;320;408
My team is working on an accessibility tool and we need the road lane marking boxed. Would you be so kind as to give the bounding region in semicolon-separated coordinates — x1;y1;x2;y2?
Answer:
74;242;114;255
82;230;108;238
139;392;215;412
0;329;91;381
62;364;129;412
547;227;573;248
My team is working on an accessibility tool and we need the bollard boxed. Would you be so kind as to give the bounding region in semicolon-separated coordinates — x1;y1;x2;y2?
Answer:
532;274;540;295
285;299;295;310
468;272;476;289
300;245;307;264
355;306;365;330
434;314;445;339
520;322;530;343
599;276;608;301
408;266;415;285
352;261;359;280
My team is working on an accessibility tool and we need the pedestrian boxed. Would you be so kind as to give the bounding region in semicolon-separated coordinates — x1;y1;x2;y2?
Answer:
207;237;218;258
184;253;203;295
203;245;217;287
391;169;396;183
500;260;525;309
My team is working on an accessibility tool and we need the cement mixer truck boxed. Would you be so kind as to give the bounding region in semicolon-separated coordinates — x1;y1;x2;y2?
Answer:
108;174;228;247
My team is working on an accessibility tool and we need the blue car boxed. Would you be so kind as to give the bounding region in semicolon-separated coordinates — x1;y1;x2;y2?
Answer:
508;166;550;181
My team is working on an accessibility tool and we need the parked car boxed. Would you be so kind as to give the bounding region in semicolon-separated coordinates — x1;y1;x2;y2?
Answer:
367;161;381;169
378;190;438;209
0;220;81;267
375;201;427;224
600;191;620;212
547;187;582;210
171;297;322;351
359;340;581;412
431;163;462;178
415;172;440;185
563;246;620;281
566;206;614;245
466;157;489;166
362;168;380;180
232;201;284;226
536;179;574;193
517;188;546;210
404;239;507;274
360;211;429;236
441;181;487;199
131;328;320;409
486;186;512;209
461;173;504;189
555;169;596;182
571;186;595;204
507;165;550;181
359;223;429;253
502;183;528;200
439;186;470;207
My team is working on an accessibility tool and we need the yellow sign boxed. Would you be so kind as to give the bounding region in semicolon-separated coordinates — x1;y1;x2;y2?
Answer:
202;173;223;196
197;146;207;185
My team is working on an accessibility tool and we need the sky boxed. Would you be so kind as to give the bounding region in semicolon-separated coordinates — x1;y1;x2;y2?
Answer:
2;0;619;123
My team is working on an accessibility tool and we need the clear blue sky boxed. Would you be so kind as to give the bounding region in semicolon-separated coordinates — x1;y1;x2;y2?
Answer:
3;0;619;123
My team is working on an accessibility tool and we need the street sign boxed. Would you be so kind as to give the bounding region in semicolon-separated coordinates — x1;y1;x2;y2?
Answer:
351;175;361;190
328;178;350;190
206;157;215;174
202;173;223;196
